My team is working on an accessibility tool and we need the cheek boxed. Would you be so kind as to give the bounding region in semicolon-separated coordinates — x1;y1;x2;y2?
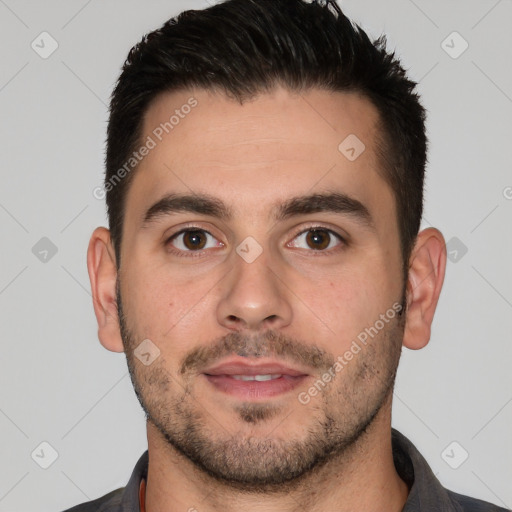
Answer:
299;262;397;347
122;262;218;345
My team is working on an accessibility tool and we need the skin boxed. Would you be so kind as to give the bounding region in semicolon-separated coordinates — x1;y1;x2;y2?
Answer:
88;86;446;512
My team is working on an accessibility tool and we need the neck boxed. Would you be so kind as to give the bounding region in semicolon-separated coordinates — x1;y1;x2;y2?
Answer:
143;401;408;512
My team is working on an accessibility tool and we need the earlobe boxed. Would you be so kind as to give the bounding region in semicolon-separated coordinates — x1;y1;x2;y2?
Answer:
86;227;125;353
402;228;447;350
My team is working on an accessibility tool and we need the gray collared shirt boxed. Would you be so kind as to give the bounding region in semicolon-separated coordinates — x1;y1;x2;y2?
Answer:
62;429;509;511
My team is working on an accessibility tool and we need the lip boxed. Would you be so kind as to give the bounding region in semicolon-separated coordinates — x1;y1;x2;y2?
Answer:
202;358;310;400
203;358;310;377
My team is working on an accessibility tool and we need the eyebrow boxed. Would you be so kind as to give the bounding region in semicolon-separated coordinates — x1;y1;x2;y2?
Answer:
142;192;375;230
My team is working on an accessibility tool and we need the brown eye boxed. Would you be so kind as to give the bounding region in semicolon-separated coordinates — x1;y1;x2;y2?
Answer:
168;229;221;253
289;228;343;251
182;230;207;250
305;229;331;250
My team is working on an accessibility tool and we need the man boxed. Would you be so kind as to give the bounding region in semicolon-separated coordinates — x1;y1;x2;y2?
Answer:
67;0;508;510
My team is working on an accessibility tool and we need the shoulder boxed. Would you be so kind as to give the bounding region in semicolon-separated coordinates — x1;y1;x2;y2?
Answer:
60;450;148;511
60;487;124;512
391;429;510;512
447;489;510;512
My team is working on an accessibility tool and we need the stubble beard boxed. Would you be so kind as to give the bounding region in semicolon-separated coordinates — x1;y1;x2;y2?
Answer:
117;282;406;492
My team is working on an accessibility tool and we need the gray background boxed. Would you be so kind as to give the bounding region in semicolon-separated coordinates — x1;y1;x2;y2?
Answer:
0;0;511;510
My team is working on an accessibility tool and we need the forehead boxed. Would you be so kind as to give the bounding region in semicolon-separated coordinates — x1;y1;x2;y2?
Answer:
142;86;380;164
123;86;395;232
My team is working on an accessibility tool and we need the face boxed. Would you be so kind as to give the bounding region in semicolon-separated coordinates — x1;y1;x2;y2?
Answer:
117;86;406;489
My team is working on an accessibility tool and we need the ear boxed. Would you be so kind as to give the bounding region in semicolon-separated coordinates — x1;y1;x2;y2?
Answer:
86;227;124;353
402;227;447;350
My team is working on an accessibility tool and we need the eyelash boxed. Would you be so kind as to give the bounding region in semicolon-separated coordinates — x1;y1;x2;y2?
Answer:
164;225;347;258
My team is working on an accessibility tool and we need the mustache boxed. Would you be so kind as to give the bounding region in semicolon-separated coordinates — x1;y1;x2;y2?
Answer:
179;330;336;376
116;283;334;375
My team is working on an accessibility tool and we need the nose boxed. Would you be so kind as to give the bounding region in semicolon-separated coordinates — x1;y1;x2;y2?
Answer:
216;247;293;332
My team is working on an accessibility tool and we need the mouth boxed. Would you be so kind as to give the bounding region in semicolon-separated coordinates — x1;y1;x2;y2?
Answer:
202;358;310;400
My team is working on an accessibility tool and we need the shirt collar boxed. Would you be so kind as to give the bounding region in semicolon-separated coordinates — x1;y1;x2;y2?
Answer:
139;477;146;512
392;429;460;511
121;449;148;511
